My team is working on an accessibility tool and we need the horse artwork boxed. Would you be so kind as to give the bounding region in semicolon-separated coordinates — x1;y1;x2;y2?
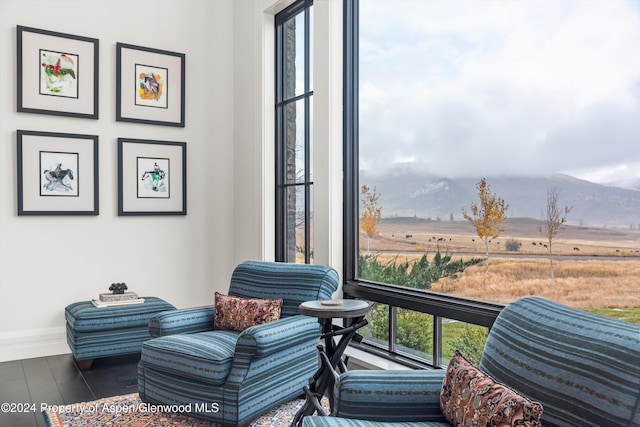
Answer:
39;149;79;197
43;163;75;192
141;167;165;191
138;159;169;197
40;51;79;98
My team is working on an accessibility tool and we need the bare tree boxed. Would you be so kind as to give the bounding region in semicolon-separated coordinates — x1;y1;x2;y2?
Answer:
540;186;572;285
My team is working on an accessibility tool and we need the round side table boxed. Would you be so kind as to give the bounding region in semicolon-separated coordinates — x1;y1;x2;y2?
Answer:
291;299;372;427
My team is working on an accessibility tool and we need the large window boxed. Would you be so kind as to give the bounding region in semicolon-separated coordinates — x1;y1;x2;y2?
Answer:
275;0;314;263
344;0;640;366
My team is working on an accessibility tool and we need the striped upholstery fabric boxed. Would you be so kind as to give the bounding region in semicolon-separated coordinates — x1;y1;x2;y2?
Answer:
141;330;240;385
303;296;640;427
65;297;175;362
67;324;156;360
332;369;448;422
148;306;215;337
480;297;640;427
222;318;323;423
138;261;340;426
228;260;339;317
66;297;175;332
301;369;456;427
234;315;322;358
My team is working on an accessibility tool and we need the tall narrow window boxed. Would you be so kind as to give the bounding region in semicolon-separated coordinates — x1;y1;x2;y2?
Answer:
275;0;314;263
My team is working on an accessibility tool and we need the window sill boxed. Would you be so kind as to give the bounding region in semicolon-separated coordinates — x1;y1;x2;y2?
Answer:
344;345;415;370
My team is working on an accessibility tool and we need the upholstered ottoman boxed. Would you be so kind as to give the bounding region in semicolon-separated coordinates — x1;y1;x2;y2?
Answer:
65;297;175;370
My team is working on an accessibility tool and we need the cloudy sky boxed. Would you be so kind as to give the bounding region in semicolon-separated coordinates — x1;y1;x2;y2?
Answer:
358;0;640;186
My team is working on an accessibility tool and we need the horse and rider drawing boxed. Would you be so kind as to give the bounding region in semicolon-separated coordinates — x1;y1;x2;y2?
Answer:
140;162;167;193
42;163;74;193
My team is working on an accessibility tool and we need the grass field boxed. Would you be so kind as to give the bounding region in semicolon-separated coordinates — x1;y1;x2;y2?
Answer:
362;217;640;325
368;217;640;257
431;257;640;309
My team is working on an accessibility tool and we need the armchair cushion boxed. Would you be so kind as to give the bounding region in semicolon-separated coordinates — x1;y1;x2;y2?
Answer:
235;315;322;359
140;330;239;385
148;306;215;337
333;369;448;422
214;292;282;332
441;350;543;427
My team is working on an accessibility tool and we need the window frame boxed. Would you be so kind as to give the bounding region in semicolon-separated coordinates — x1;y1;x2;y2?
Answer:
342;0;504;368
275;0;314;263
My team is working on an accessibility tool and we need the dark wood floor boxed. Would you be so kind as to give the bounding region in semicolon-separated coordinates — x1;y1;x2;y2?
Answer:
0;353;140;427
0;352;367;427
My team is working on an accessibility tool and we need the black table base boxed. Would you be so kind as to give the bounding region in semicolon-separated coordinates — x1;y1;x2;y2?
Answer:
291;305;370;427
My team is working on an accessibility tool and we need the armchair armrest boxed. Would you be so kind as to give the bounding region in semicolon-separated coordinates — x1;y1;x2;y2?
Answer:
333;369;447;422
148;306;215;337
235;315;321;358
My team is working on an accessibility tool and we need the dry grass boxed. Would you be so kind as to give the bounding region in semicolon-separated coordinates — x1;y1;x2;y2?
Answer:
376;254;640;309
362;217;640;310
449;258;640;309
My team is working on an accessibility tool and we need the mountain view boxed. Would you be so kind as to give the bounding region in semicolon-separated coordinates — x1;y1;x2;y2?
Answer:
353;0;640;315
361;170;640;230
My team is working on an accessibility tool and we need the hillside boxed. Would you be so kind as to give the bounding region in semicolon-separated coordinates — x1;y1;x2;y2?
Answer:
362;171;640;229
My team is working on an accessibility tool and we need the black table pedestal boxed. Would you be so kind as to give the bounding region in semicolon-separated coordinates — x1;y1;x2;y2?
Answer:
291;300;372;427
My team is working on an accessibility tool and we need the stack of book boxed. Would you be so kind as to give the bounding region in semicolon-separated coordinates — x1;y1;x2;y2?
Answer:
91;291;145;308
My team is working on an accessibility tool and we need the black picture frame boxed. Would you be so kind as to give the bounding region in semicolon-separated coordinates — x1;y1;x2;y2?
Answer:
17;130;99;215
118;138;187;215
116;43;185;127
17;25;99;119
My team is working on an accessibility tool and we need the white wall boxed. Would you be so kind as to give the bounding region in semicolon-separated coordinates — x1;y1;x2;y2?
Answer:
232;0;277;264
231;0;343;271
0;0;343;362
312;0;343;271
0;0;237;361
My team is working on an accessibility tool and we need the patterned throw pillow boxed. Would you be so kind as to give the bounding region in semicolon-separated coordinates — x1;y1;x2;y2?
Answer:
440;350;543;427
214;292;283;332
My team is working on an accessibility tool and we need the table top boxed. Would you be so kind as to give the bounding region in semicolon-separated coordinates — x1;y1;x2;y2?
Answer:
299;299;372;318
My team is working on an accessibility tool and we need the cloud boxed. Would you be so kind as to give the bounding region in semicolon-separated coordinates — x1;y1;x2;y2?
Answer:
358;0;640;183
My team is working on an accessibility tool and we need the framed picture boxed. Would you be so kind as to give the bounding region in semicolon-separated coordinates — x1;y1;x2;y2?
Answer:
17;130;99;215
116;43;185;127
17;26;99;119
118;138;187;215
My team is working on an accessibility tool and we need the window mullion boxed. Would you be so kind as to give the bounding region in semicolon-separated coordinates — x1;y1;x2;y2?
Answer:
433;316;443;367
274;16;285;260
389;305;397;353
305;4;312;263
275;0;313;263
343;0;359;280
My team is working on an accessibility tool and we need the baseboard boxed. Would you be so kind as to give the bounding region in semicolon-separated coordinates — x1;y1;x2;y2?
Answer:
0;327;69;362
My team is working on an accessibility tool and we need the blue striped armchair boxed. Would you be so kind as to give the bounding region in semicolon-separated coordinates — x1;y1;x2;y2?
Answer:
303;297;640;427
138;260;339;426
